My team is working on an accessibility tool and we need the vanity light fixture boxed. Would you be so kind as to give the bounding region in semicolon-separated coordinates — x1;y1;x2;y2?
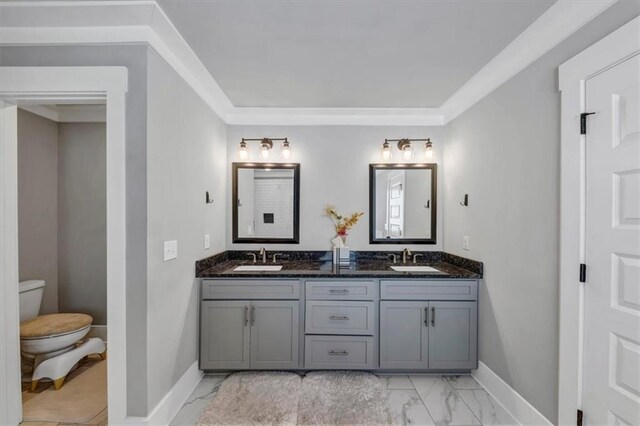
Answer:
381;140;392;160
238;139;249;160
281;138;292;160
239;137;290;161
382;138;433;161
424;138;434;159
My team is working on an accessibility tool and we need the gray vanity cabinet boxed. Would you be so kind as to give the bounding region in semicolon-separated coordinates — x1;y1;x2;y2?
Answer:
379;301;429;369
200;279;301;370
379;280;478;371
250;300;300;369
428;301;477;370
200;301;251;370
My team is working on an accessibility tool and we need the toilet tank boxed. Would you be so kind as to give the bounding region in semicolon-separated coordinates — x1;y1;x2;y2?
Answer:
19;280;45;323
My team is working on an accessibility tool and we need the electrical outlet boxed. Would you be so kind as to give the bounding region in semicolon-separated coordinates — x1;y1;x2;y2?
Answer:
204;234;211;250
462;236;470;251
164;240;178;261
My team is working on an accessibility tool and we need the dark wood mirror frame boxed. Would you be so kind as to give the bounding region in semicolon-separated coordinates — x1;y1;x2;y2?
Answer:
232;162;300;244
369;163;437;244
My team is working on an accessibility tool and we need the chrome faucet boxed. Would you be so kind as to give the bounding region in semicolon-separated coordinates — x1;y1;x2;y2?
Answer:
259;247;267;263
402;248;412;264
413;253;424;264
246;252;257;264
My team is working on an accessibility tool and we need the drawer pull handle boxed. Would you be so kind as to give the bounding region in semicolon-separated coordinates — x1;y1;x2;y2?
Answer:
424;307;428;327
251;305;256;325
329;289;349;294
329;315;349;321
329;350;349;356
244;306;249;326
431;307;435;327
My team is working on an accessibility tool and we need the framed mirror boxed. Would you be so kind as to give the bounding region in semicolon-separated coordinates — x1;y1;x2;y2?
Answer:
232;163;300;244
369;163;437;244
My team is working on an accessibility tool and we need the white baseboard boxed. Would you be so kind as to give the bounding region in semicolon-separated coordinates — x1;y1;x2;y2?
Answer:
123;361;203;426
472;361;552;426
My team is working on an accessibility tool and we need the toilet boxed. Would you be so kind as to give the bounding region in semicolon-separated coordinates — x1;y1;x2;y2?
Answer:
18;280;106;390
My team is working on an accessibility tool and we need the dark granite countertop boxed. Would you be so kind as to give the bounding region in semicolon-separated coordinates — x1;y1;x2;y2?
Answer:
196;251;482;280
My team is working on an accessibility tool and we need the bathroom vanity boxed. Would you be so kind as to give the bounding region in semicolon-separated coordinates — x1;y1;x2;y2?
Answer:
196;251;481;373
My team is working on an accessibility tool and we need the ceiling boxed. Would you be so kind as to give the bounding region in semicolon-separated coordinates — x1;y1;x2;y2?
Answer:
157;0;555;108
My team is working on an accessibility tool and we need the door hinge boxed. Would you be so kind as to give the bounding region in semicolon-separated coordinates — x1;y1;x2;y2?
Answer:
577;409;583;426
580;112;596;135
580;264;586;283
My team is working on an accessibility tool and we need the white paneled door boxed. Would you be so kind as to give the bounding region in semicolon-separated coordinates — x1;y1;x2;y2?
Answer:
583;55;640;425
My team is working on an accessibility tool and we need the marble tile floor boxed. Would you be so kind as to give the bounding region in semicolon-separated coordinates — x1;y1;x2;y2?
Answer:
171;374;518;426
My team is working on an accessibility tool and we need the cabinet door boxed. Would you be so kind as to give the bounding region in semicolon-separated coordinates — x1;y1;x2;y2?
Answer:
250;300;300;369
380;301;428;369
200;301;250;370
428;301;477;370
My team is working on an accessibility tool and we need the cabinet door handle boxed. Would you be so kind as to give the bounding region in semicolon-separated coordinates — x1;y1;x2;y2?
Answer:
251;305;256;325
431;307;435;327
244;306;249;326
329;289;349;294
424;307;429;327
329;350;349;356
329;315;349;321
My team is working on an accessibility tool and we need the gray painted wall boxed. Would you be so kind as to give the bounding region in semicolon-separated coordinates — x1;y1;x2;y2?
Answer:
145;48;228;410
226;125;445;251
58;122;107;325
443;3;640;422
0;44;151;416
17;109;59;315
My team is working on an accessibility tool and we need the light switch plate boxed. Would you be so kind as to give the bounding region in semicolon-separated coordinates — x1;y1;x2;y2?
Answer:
462;236;470;251
204;234;211;250
164;240;178;261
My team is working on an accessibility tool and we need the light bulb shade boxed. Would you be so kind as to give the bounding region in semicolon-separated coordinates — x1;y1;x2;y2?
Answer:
260;146;270;159
397;139;412;160
425;139;433;159
281;140;292;160
381;140;392;160
238;140;249;160
260;138;273;160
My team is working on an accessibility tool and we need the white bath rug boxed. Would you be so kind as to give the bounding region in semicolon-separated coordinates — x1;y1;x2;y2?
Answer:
196;371;393;425
298;371;394;425
197;371;301;425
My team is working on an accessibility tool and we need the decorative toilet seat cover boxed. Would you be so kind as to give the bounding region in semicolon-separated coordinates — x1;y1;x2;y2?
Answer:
20;313;93;339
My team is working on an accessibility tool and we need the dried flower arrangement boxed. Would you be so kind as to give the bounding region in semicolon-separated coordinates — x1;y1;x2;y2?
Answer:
325;205;364;245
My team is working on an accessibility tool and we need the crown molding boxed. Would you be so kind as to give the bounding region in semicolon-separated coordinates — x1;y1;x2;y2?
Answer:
226;107;444;126
0;0;618;127
440;0;617;124
20;104;107;122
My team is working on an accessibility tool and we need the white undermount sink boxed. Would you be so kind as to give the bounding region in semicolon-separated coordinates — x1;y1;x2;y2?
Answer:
390;265;441;273
233;265;283;272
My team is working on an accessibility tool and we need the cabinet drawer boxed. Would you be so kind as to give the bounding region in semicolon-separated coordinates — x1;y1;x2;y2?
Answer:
304;335;374;369
305;301;374;335
380;280;477;301
305;281;376;300
202;279;300;300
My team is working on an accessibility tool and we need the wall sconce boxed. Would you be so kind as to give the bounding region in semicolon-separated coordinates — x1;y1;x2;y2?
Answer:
382;138;434;161
239;138;291;161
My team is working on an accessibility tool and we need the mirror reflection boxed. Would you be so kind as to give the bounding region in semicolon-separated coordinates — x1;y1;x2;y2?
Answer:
370;164;436;244
233;163;300;243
